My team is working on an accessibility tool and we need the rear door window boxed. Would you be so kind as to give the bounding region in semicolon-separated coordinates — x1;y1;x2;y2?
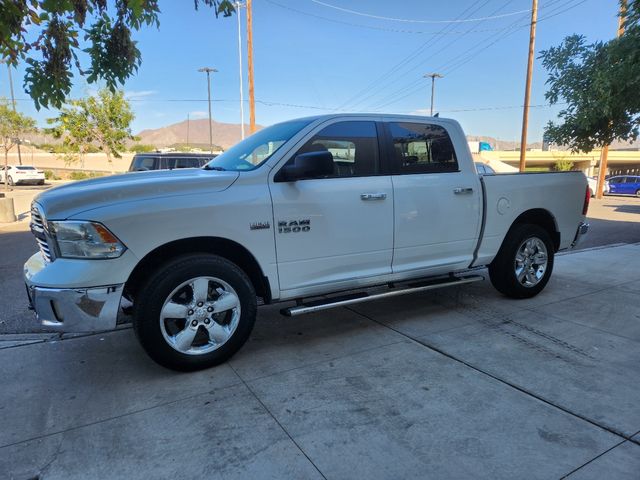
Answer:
387;122;459;174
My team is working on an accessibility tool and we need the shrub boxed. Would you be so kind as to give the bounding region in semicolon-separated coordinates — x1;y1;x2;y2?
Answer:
553;159;575;171
69;171;105;180
130;143;156;153
43;170;62;180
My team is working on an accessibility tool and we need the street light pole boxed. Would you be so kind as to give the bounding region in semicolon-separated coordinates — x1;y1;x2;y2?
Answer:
198;67;217;153
424;73;443;116
236;1;246;140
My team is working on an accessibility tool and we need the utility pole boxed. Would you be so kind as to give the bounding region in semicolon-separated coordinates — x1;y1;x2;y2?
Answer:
424;73;443;116
198;67;217;153
519;0;538;172
236;1;246;139
5;62;23;165
596;0;627;199
246;0;256;134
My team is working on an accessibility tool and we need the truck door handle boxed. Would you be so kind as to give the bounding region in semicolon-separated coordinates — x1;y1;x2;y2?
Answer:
360;193;387;201
453;187;473;195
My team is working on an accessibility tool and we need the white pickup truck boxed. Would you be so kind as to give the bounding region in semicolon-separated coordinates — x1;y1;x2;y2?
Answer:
24;114;590;370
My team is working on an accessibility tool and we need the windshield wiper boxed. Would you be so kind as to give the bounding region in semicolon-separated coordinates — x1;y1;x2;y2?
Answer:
203;165;226;171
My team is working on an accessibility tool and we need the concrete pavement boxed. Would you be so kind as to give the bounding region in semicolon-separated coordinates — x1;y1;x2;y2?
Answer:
1;243;639;479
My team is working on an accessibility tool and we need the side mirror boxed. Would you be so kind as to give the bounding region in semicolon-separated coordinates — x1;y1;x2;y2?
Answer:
278;150;334;181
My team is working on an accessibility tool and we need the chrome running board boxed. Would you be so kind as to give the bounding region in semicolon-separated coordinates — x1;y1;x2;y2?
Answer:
281;274;484;317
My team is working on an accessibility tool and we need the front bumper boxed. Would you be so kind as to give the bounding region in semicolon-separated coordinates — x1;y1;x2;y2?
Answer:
571;222;589;248
24;252;123;332
26;284;124;332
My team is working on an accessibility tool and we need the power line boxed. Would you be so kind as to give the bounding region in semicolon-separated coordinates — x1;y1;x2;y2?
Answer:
367;0;587;111
264;0;519;35
336;0;577;111
309;0;532;24
440;0;588;75
361;0;522;111
336;0;494;110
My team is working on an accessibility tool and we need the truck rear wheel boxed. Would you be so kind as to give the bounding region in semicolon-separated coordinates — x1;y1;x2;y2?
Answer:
488;224;554;299
132;254;257;371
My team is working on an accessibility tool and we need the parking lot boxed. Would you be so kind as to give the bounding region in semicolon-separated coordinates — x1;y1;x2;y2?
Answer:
0;190;639;479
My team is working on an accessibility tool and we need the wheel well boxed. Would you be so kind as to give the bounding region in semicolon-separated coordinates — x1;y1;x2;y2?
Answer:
511;209;560;251
124;237;271;303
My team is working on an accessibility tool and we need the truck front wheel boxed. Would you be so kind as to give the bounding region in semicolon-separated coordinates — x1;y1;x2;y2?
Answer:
488;224;554;299
132;254;257;371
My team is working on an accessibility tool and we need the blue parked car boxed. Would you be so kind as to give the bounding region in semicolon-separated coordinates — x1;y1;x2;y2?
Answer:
606;175;640;197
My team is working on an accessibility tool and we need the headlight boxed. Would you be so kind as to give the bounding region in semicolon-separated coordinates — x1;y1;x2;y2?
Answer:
48;221;126;259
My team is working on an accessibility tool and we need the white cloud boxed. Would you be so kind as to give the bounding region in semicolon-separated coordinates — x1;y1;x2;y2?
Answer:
189;111;208;118
125;90;158;99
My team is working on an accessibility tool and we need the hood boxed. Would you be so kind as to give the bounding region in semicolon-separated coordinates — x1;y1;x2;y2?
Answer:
35;168;240;219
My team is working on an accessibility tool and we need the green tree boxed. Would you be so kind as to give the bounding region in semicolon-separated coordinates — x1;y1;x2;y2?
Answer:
1;1;235;109
47;89;135;171
0;99;37;189
553;158;574;171
540;1;640;153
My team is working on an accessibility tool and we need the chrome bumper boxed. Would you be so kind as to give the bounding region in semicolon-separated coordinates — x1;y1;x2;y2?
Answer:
26;284;124;332
571;222;589;248
24;251;123;332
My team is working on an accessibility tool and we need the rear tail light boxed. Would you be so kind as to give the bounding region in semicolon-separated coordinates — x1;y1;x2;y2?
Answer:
582;185;590;215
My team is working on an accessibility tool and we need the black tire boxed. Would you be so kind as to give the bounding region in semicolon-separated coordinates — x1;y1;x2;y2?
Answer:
636;189;640;198
38;180;45;185
7;176;14;186
488;223;555;299
132;254;257;371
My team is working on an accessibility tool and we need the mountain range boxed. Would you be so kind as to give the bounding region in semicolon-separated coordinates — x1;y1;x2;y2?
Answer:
136;119;262;150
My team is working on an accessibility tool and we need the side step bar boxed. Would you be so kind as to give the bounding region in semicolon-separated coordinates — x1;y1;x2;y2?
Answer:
281;274;484;317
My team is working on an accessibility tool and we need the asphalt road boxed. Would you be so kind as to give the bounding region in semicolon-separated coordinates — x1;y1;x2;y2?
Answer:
1;194;639;334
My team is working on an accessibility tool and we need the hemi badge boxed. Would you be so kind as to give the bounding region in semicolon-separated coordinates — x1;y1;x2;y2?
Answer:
250;222;271;231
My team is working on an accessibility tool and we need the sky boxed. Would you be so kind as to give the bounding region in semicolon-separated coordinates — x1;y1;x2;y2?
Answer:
0;0;621;142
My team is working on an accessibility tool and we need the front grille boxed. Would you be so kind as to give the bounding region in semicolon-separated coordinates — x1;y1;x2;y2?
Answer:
30;203;52;263
30;204;45;232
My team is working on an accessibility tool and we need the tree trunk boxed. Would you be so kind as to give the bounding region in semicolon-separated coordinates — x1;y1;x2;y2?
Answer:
107;152;114;175
4;149;8;191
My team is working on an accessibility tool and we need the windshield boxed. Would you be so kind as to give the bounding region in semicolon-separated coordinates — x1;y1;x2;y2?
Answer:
204;119;313;172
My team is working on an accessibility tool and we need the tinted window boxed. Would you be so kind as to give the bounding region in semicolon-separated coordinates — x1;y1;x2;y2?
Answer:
475;163;485;174
174;158;204;168
16;166;36;170
484;164;495;174
131;156;157;171
289;121;378;178
389;122;458;174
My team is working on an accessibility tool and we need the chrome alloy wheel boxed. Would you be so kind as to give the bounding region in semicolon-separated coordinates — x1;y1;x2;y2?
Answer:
159;276;241;355
514;237;548;287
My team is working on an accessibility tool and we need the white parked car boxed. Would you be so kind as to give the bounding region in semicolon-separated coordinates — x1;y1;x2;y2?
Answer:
1;165;45;185
24;114;590;371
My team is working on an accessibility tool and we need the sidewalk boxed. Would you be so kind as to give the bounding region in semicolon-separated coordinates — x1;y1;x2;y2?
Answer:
1;243;639;479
